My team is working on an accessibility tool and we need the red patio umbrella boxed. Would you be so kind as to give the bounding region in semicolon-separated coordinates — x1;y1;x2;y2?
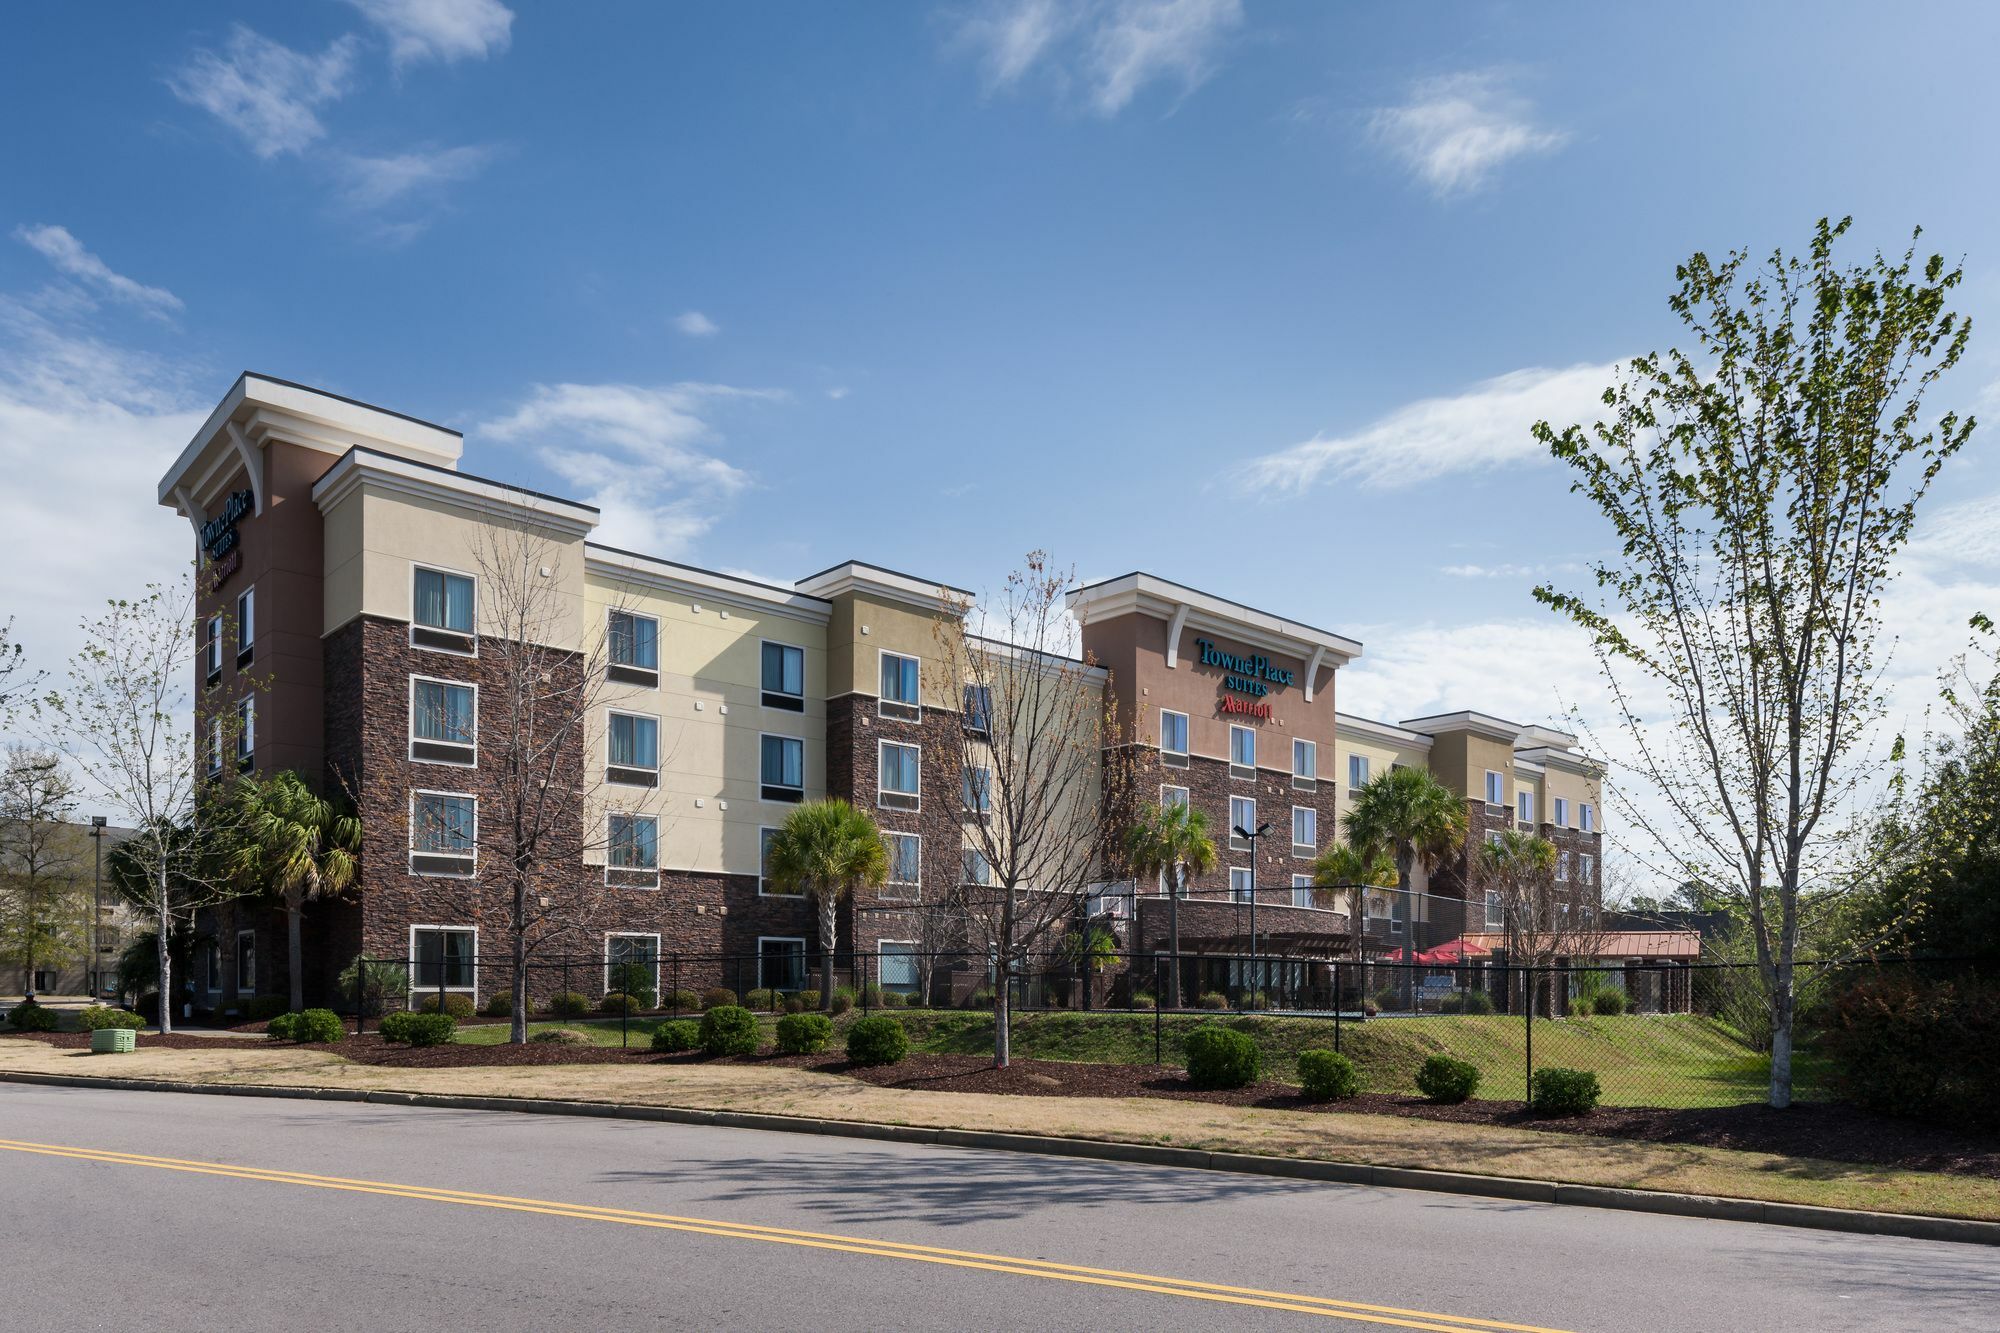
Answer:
1415;938;1492;965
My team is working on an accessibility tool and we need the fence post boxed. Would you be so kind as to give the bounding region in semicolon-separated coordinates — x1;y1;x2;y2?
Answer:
1333;959;1342;1054
1154;957;1164;1065
672;956;681;1014
862;952;872;1012
1524;965;1533;1101
355;954;366;1037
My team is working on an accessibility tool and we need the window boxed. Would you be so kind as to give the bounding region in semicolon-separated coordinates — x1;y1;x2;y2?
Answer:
1230;725;1255;778
879;651;920;721
760;641;805;711
236;586;255;666
1554;797;1571;827
410;677;477;765
1291;874;1314;908
1557;850;1572;882
1484;770;1505;806
1485;890;1504;929
1581;803;1595;834
758;937;806;992
412;927;475;990
1159;709;1189;768
1348;753;1369;792
1160;784;1189;809
607;814;659;888
962;846;992;886
761;734;804;803
607;711;660;786
962;765;990;813
411;566;476;654
1485;829;1504;849
204;614;222;684
1229;866;1254;902
236;696;255;769
1292;738;1317;787
605;933;660;999
607;610;660;687
879;941;920;996
1229;796;1256;850
1579;853;1595;886
235;930;256;994
758;826;797;895
199;941;221;992
1291;805;1317;853
879;741;921;811
963;684;991;734
207;717;223;776
410;792;477;876
884;832;921;900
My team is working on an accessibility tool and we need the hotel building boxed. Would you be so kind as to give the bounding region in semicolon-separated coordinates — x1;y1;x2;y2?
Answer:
157;375;1606;1010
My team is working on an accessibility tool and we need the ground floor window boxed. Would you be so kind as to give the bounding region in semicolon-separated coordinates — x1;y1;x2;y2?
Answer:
879;941;920;996
236;929;256;994
758;936;806;992
1229;866;1253;902
198;941;222;992
412;926;476;990
605;933;660;1001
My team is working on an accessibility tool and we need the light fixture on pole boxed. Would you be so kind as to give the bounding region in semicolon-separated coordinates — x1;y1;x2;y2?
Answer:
1232;821;1271;1001
88;816;108;999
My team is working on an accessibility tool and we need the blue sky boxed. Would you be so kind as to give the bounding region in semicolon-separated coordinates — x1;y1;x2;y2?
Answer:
5;0;1999;757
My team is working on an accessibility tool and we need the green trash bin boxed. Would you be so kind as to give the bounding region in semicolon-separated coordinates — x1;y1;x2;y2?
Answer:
90;1027;136;1054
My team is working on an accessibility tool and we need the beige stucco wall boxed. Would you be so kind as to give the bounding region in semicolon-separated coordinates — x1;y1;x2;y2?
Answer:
824;591;954;703
1331;730;1432;828
1541;764;1600;829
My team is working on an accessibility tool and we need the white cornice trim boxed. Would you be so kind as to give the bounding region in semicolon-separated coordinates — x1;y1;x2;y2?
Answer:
586;546;831;625
312;449;598;539
796;561;965;616
1335;712;1434;749
1399;710;1524;745
1513;745;1605;778
1066;572;1362;667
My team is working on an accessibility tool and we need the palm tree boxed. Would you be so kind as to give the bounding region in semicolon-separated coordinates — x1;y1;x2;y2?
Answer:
1122;801;1218;1008
233;772;361;1012
1342;765;1470;956
1309;839;1399;962
764;799;890;1009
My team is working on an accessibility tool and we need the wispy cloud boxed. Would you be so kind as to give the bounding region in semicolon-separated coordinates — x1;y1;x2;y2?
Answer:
166;25;360;159
479;382;784;556
951;0;1242;116
673;310;719;337
345;0;514;68
1370;69;1568;197
335;144;500;219
1238;362;1618;495
826;386;850;401
12;225;183;318
1440;562;1578;580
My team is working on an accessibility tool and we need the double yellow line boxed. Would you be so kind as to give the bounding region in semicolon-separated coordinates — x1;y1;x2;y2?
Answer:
0;1137;1570;1331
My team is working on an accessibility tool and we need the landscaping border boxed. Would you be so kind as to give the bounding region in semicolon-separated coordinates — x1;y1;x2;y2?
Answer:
3;1068;1993;1247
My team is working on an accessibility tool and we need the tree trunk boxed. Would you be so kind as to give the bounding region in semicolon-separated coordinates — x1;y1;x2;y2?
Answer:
287;903;305;1013
1166;865;1183;1009
819;888;837;1011
993;963;1011;1068
1766;960;1796;1109
509;884;528;1044
155;871;174;1035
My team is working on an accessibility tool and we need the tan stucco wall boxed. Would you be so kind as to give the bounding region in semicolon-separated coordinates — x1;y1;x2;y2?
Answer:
825;592;954;703
1331;731;1431;828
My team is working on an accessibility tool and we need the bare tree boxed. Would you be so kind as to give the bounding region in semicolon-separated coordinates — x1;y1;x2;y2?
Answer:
930;552;1130;1067
0;748;89;995
901;883;969;1009
1533;219;1973;1105
33;578;251;1031
1477;828;1606;1014
0;617;43;723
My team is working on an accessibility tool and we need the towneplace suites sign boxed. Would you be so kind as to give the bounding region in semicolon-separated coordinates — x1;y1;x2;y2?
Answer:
1194;637;1294;722
201;488;253;588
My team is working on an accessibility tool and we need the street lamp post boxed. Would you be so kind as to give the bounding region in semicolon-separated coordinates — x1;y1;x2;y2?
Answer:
1232;820;1270;1004
88;816;108;999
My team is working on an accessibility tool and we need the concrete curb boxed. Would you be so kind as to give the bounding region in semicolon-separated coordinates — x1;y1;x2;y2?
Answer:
4;1069;1995;1247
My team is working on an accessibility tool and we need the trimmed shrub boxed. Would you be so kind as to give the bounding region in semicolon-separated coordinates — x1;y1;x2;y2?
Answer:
532;1027;592;1045
793;989;822;1012
1185;1024;1261;1089
1415;1054;1480;1104
1529;1067;1601;1116
879;991;907;1008
290;1008;345;1044
418;992;476;1020
598;991;640;1016
700;987;738;1011
699;1004;760;1057
1296;1048;1362;1101
545;991;590;1019
1823;972;2000;1130
480;994;513;1018
744;988;778;1010
829;988;855;1015
775;1011;834;1055
663;989;700;1013
1588;990;1629;1016
651;1018;701;1053
266;1012;297;1041
1131;992;1157;1011
1196;991;1229;1011
381;1012;456;1046
78;1006;145;1032
845;1014;909;1067
1437;990;1495;1015
606;963;656;1011
377;1011;417;1043
245;995;289;1022
6;1001;57;1032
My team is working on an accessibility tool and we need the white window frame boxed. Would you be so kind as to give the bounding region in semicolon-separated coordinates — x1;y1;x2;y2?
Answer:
1229;796;1256;851
605;811;660;889
1230;725;1256;779
1579;853;1595;886
199;940;222;993
883;831;921;900
1348;753;1369;792
606;607;662;685
1290;873;1314;909
877;649;922;721
409;789;478;877
204;614;223;681
1518;790;1535;826
1292;738;1316;786
410;562;478;656
207;717;224;776
878;939;921;995
1485;828;1504;849
759;732;806;804
1485;890;1505;929
962;764;990;814
878;739;922;811
409;924;478;996
1291;805;1316;855
1229;866;1254;903
1554;796;1571;827
1558;850;1572;882
1159;708;1189;767
604;932;662;998
757;935;808;992
1581;803;1595;833
758;825;800;897
1159;783;1189;809
1484;770;1504;806
235;585;255;664
962;845;992;887
236;695;255;768
408;674;479;766
235;929;256;995
606;708;661;783
759;637;807;710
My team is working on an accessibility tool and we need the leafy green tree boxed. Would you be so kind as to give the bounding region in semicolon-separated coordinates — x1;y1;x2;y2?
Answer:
1122;800;1218;1006
1309;838;1398;961
1342;765;1470;946
232;771;361;1012
764;799;890;1009
1532;218;1973;1108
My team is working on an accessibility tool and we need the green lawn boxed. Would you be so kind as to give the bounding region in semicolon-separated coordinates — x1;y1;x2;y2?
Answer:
449;1018;667;1047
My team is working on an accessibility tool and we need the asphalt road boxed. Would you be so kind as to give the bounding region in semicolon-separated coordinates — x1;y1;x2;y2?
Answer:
1;1085;1992;1331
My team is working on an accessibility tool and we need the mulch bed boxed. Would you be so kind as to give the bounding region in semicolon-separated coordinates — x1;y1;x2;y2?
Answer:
7;1032;1995;1179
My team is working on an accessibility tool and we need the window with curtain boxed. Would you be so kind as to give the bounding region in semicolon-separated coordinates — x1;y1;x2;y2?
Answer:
608;814;658;870
413;793;476;854
414;567;475;633
963;684;991;733
880;742;920;806
412;679;476;745
1230;725;1255;771
608;611;659;669
1159;709;1188;757
413;928;474;988
1292;738;1316;780
1292;805;1316;850
761;735;804;799
1348;753;1369;791
608;713;659;770
761;641;804;699
884;832;921;890
879;652;920;716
